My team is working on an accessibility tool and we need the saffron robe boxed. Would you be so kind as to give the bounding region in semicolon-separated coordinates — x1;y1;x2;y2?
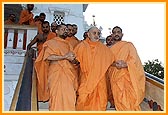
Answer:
108;41;145;111
35;32;56;102
105;69;115;108
35;37;77;110
18;9;34;25
37;31;56;55
4;19;15;24
65;36;80;49
74;38;114;111
65;36;80;84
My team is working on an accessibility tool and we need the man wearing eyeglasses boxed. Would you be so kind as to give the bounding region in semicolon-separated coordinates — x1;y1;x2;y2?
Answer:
74;26;114;111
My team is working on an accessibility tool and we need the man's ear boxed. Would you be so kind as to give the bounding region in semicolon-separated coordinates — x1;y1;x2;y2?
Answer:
87;32;90;38
122;33;124;37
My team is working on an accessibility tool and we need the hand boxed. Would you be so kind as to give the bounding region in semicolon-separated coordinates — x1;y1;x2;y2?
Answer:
114;60;127;69
64;51;76;62
71;58;80;65
26;49;33;57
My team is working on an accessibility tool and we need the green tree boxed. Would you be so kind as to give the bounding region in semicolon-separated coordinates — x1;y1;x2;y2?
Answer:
143;59;164;79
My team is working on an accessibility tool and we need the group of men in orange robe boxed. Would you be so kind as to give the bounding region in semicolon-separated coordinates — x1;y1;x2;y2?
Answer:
5;4;146;111
34;24;145;111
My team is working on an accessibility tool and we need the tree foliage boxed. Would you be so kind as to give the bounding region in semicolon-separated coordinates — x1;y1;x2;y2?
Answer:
143;59;164;79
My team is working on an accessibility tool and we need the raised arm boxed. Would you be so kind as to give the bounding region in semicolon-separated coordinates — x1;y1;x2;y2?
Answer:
27;35;38;50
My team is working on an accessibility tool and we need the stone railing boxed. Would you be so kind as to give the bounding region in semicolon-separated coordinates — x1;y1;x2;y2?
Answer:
4;24;37;111
141;72;164;111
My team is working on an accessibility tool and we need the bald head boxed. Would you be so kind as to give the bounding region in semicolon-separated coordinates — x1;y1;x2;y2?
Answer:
88;26;99;32
87;26;101;42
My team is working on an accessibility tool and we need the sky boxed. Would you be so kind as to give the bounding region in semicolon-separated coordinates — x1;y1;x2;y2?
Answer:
83;3;165;65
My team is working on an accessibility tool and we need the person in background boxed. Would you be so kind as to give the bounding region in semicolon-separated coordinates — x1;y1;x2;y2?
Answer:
65;24;80;92
72;24;78;36
65;24;80;49
105;35;115;109
34;15;39;22
106;35;115;47
35;12;46;34
83;31;88;40
50;22;57;33
27;21;56;56
4;13;16;24
18;4;34;25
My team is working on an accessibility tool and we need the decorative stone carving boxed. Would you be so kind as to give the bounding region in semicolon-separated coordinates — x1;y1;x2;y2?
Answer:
4;49;26;56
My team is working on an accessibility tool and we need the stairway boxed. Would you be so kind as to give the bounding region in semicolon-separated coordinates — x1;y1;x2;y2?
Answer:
4;49;26;111
38;101;115;111
38;101;153;111
38;102;49;111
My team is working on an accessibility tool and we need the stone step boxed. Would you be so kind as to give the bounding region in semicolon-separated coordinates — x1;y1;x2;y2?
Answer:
38;101;153;111
38;101;116;111
38;102;49;111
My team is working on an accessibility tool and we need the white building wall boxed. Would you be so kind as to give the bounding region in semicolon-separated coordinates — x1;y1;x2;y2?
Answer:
33;4;86;40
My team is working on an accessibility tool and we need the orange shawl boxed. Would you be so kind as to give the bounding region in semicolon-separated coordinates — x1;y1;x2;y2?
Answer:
65;36;80;49
74;38;114;110
4;19;15;24
35;37;77;110
37;31;56;55
18;9;34;25
108;41;145;111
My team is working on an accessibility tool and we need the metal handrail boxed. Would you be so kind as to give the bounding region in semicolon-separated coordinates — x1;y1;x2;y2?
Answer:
9;53;28;111
145;72;164;84
142;72;164;111
9;48;37;111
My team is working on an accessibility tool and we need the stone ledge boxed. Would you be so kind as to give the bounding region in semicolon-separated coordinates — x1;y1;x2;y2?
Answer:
4;49;26;56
